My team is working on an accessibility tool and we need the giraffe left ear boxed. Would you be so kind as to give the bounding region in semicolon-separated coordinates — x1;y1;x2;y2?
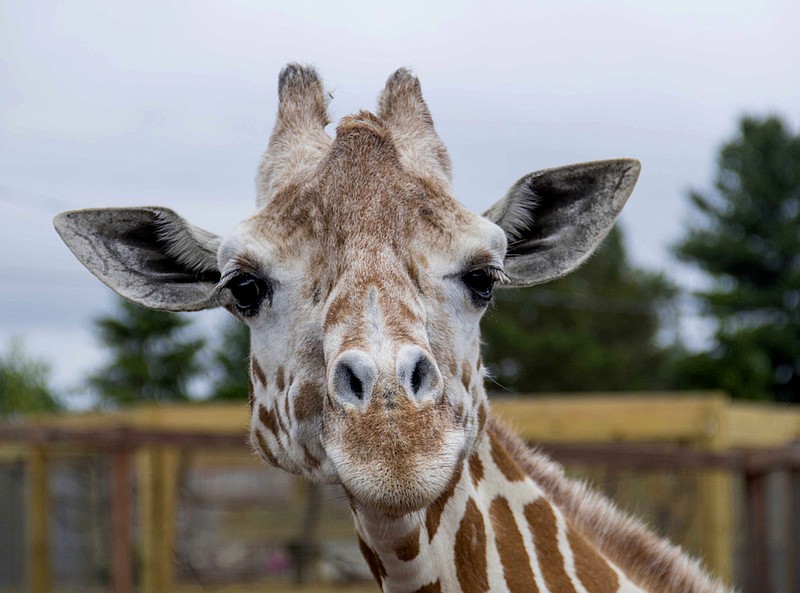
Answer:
483;158;640;287
54;207;222;311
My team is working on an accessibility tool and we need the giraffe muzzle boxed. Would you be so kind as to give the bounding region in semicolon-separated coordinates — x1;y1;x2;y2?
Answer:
329;346;442;408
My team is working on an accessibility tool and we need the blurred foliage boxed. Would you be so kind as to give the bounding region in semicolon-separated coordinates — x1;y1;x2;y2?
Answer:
88;298;205;406
673;116;800;402
0;339;60;416
482;226;678;393
208;318;250;400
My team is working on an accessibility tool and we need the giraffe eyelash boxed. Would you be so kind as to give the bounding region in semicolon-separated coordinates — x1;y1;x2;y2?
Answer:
214;262;267;294
486;266;511;285
213;269;240;297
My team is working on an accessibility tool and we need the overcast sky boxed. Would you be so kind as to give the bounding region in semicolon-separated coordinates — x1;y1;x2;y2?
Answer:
1;0;798;404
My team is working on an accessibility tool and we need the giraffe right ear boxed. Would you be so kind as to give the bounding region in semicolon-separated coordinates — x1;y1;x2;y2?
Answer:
54;207;222;312
484;158;640;287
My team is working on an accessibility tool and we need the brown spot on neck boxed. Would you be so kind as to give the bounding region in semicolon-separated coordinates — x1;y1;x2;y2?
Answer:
524;497;577;593
258;405;279;437
489;427;525;482
358;534;386;586
425;462;463;543
454;498;489;593
468;451;484;488
273;404;290;438
477;403;487;434
394;525;421;561
254;431;281;469
461;360;473;391
276;366;286;392
251;357;267;386
568;527;619;593
490;496;539;593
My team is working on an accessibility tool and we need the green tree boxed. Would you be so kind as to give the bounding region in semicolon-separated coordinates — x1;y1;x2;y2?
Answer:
88;298;205;406
0;339;59;416
482;226;677;393
208;319;250;400
673;116;800;402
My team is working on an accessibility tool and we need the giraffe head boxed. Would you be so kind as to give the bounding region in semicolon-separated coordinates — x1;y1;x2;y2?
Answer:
55;65;639;516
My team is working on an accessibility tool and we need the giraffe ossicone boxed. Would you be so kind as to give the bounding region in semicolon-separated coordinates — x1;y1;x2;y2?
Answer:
55;64;732;593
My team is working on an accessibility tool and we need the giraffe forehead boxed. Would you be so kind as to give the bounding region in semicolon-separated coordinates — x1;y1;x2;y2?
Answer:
222;114;506;286
246;114;476;249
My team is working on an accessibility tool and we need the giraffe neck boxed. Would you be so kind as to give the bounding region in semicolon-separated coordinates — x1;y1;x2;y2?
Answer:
352;420;643;593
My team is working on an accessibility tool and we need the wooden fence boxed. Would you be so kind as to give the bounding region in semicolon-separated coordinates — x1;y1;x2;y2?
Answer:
1;392;799;593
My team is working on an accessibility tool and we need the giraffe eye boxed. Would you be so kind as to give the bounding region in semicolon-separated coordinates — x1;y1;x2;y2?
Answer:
227;273;270;316
461;269;495;306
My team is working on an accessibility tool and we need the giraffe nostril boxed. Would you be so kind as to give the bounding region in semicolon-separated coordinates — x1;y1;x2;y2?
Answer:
345;365;364;400
410;356;429;395
331;350;376;407
397;346;441;401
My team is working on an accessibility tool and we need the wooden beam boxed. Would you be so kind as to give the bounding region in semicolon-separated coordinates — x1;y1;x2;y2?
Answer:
139;446;179;593
697;397;735;587
110;448;133;593
745;469;771;593
491;392;729;443
788;461;800;593
0;425;247;448
27;445;50;593
538;442;745;471
728;403;800;448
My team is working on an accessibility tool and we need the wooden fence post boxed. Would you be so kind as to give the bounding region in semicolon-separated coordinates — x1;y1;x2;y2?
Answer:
138;446;179;593
110;448;133;593
27;445;51;593
697;396;734;586
745;468;771;593
788;458;800;593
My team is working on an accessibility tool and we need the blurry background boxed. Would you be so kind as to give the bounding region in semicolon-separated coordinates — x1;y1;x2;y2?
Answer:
1;0;798;404
1;1;799;592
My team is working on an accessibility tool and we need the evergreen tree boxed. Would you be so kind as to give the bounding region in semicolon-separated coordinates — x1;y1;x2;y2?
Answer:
673;116;800;401
208;319;250;400
0;340;60;416
482;226;676;393
88;298;205;406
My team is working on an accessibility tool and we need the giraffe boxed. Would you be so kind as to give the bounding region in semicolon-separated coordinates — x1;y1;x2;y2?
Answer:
54;64;733;593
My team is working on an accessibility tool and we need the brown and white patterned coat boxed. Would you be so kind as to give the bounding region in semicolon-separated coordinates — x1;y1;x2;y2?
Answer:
55;65;733;593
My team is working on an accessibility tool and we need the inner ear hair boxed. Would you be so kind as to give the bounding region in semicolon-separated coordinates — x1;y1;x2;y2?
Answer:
153;210;222;277
485;179;540;245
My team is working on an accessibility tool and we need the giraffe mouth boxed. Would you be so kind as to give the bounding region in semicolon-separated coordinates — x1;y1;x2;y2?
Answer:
322;396;467;515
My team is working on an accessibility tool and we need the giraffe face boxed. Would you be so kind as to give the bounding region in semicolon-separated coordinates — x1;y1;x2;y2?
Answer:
55;64;639;518
221;115;507;514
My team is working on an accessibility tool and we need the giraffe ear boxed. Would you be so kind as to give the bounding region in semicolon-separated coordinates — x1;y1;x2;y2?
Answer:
483;158;640;287
54;207;222;311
